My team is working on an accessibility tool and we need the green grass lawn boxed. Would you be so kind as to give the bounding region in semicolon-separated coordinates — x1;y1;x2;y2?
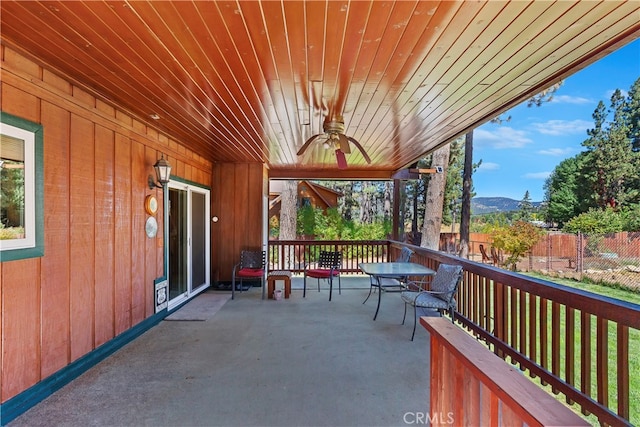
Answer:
523;272;640;426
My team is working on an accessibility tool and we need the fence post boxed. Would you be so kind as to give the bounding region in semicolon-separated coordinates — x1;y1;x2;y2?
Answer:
577;232;583;275
546;233;552;271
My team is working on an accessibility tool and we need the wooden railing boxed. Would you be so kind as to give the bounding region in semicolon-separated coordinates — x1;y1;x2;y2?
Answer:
423;317;590;426
404;242;639;427
267;239;639;425
267;240;389;273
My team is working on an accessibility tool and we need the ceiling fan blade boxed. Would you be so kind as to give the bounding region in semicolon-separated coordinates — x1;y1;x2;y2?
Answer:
296;134;322;155
335;149;348;169
337;133;351;154
347;136;372;164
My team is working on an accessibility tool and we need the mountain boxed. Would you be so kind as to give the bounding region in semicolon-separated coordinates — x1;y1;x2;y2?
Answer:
471;197;542;215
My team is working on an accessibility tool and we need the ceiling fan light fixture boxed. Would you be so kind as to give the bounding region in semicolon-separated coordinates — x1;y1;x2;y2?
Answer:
296;116;371;168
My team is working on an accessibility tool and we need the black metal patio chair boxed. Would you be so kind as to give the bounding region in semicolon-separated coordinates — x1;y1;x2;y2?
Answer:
231;250;266;300
303;250;342;301
401;264;464;341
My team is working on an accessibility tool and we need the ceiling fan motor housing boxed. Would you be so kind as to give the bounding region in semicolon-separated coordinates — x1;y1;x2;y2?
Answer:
323;119;345;135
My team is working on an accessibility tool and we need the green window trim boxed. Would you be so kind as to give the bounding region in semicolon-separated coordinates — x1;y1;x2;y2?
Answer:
0;112;44;261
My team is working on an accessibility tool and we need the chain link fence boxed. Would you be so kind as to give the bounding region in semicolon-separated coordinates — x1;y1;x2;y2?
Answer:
519;232;640;292
460;232;640;292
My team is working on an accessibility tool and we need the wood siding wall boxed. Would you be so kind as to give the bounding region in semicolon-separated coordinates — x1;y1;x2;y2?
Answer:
212;163;266;283
0;45;212;402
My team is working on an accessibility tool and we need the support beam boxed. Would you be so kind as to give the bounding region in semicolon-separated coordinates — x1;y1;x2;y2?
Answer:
391;167;442;180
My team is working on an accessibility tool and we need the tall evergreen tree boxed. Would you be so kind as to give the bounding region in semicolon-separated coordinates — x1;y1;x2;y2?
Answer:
359;181;374;224
582;90;637;208
544;154;585;226
443;138;464;226
626;77;640;152
458;132;474;258
515;190;533;222
421;144;450;249
338;181;355;221
623;77;640;201
279;180;299;266
546;78;640;225
383;181;392;221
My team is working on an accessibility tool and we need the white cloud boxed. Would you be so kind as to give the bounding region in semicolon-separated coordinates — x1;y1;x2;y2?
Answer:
551;94;591;104
523;171;551;179
537;147;574;156
478;162;500;171
474;127;532;149
530;119;591;136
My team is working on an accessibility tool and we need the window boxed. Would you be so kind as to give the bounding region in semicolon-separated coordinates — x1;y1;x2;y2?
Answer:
0;112;44;261
300;197;312;208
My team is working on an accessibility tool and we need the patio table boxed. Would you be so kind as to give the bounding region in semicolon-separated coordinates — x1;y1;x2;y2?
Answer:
358;262;436;321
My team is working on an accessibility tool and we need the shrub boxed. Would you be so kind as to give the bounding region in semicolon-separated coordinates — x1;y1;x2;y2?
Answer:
563;207;624;234
622;204;640;231
296;205;319;237
490;221;544;271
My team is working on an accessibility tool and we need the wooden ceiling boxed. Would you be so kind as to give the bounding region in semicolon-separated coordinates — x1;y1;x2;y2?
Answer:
2;1;639;179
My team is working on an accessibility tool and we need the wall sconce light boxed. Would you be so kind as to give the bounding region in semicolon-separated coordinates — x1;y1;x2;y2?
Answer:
148;155;172;189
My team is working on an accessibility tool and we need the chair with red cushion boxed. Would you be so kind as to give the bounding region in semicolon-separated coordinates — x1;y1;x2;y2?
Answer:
232;250;266;300
303;250;342;301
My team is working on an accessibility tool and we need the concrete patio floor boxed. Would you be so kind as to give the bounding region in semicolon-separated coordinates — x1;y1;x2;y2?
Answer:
9;276;435;427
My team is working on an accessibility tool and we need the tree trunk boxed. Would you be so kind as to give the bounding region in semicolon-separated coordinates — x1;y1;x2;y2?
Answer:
411;183;419;234
279;180;298;269
341;182;354;221
458;132;473;258
383;181;392;221
420;145;450;250
359;182;373;224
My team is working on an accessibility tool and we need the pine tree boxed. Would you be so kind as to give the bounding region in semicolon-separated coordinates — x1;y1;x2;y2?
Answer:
458;132;474;258
626;77;640;152
543;154;586;226
516;191;533;222
421;144;450;249
582;91;637;208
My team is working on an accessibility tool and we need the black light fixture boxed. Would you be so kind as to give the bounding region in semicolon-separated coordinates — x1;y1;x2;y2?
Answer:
148;155;172;189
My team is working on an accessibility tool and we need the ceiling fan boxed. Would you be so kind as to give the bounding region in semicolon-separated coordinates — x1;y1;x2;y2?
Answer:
297;118;371;169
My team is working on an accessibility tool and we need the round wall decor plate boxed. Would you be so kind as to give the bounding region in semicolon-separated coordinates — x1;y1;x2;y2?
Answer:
145;195;158;215
145;216;158;238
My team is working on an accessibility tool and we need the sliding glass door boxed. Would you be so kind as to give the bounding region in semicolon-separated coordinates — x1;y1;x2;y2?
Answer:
168;181;210;309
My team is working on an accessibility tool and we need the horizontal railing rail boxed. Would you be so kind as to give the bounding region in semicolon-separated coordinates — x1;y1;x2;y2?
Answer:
268;238;638;425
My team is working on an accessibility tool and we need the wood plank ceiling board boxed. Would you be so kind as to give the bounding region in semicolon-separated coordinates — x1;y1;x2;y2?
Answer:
363;0;487;165
1;0;639;179
211;2;278;160
347;1;427;166
446;0;639;138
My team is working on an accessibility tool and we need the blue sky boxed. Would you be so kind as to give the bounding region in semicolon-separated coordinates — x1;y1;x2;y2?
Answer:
472;38;640;202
